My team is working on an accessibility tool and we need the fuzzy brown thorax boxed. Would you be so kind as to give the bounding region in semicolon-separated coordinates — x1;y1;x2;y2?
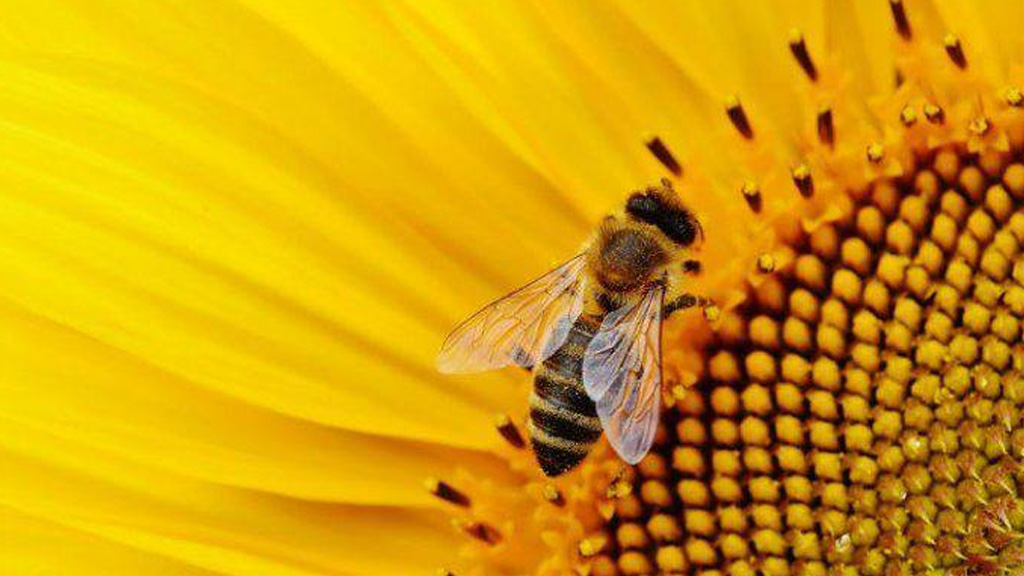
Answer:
593;224;669;293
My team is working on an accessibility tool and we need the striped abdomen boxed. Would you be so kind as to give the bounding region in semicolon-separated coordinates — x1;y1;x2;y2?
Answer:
528;316;603;477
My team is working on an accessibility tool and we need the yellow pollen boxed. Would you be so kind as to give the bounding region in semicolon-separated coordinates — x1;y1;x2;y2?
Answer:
578;535;608;558
924;103;945;124
757;253;776;273
867;143;885;163
1005;87;1024;108
543;483;565;506
901;105;918;126
606;478;633;499
970;116;991;136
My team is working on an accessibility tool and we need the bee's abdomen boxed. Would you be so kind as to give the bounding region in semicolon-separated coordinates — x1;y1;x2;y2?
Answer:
528;318;602;477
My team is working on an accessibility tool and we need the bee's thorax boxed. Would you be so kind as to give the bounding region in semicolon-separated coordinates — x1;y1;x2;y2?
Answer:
592;227;667;293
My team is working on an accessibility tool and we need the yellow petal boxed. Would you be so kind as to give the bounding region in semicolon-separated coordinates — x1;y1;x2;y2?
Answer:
0;57;527;445
0;506;222;576
0;437;459;576
2;295;519;505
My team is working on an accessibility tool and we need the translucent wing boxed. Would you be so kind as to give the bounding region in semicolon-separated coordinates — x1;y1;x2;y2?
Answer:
582;285;664;464
437;255;586;374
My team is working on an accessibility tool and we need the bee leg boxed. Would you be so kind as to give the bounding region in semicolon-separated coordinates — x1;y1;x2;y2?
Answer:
663;293;709;318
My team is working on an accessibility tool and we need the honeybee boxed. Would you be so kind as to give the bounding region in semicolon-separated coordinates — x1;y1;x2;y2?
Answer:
437;180;707;476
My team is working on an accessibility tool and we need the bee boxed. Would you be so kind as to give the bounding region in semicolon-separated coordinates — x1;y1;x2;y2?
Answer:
437;180;707;476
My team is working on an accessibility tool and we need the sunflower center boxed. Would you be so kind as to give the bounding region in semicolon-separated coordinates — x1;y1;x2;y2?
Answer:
591;148;1024;576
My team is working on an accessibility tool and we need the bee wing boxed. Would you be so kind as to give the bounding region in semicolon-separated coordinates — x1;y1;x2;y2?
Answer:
436;255;587;374
582;284;663;464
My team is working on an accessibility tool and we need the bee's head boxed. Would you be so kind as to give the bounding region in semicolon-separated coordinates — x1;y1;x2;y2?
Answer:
625;181;703;247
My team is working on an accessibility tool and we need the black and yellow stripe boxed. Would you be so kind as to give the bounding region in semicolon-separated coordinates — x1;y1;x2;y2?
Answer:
528;316;603;476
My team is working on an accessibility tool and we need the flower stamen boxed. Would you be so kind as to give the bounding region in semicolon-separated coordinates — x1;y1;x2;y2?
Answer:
495;413;526;449
924;103;945;124
426;477;472;507
741;180;762;213
605;466;633;499
788;29;818;81
969;116;991;136
867;143;885;163
454;519;503;545
945;34;967;69
542;483;565;507
645;136;682;176
818;107;835;147
889;0;912;40
792;163;813;197
900;105;918;126
725;96;754;140
1005;87;1024;108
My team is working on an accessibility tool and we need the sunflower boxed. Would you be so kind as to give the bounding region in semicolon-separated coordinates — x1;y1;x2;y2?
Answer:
3;0;1024;575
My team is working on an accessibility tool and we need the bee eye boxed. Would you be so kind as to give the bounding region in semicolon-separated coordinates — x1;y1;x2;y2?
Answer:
626;193;662;224
660;209;699;246
626;190;701;247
